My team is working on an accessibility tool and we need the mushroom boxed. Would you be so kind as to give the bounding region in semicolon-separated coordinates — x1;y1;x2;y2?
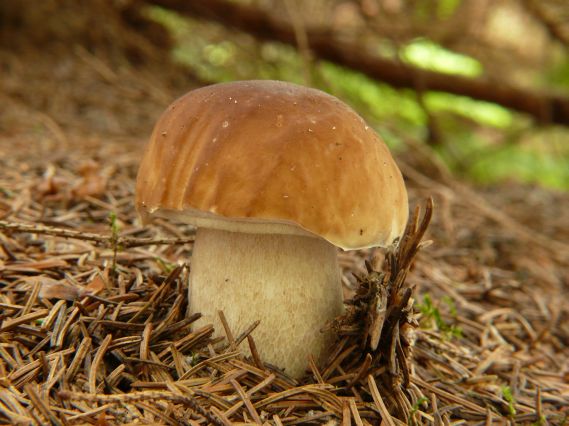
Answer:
136;80;408;378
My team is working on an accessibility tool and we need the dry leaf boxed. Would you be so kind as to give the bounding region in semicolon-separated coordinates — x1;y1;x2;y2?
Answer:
37;164;69;198
94;412;111;426
71;160;108;198
84;274;105;295
29;275;103;301
38;278;83;301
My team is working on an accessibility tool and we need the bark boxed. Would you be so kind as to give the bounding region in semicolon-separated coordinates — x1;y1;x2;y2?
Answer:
145;0;569;126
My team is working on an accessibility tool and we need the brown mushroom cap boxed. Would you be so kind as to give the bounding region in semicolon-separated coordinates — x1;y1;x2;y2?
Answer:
136;80;408;250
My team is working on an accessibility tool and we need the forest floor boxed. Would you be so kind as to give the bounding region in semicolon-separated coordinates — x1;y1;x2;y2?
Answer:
0;43;568;425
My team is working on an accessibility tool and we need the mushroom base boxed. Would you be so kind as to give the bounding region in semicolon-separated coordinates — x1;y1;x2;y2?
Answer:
189;228;344;378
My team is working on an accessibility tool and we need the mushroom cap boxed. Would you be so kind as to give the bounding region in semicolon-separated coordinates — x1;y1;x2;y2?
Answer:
136;80;408;250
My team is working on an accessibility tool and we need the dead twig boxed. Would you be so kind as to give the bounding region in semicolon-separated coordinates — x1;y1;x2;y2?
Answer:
0;220;194;248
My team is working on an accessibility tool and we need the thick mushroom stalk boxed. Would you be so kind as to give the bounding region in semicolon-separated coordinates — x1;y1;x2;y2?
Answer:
189;228;343;378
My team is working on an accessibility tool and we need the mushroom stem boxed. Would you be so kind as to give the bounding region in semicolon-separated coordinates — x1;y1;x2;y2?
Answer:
189;227;344;378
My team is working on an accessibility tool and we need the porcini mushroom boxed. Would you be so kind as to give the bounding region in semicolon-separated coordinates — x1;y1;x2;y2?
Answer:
136;80;408;378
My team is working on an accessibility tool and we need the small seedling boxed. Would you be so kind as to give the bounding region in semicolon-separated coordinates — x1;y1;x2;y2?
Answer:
417;293;463;339
155;257;176;273
0;187;13;198
408;396;429;425
531;415;547;426
109;211;120;237
442;295;458;317
501;386;516;417
555;413;568;426
187;352;200;367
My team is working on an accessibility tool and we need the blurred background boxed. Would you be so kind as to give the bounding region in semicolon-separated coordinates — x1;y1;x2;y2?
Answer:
1;0;568;190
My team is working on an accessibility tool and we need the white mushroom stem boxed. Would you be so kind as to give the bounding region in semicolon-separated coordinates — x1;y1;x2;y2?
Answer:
189;228;344;378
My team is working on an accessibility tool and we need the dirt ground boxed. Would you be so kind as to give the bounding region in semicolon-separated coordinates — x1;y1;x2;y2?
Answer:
1;29;569;425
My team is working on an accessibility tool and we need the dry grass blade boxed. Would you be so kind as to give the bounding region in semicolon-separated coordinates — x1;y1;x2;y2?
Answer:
230;378;263;424
0;309;49;332
23;383;63;426
89;334;112;393
247;334;264;371
367;375;396;426
64;337;91;382
218;310;236;350
166;383;224;426
348;398;364;426
411;376;486;414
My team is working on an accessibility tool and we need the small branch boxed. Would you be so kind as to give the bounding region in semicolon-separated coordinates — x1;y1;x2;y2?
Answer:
0;220;194;248
59;389;224;426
